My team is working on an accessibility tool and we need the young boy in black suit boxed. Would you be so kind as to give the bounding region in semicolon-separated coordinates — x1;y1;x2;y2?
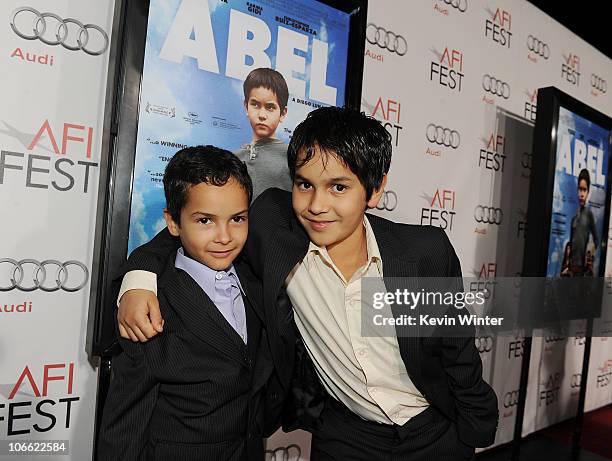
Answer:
116;108;498;460
97;146;278;461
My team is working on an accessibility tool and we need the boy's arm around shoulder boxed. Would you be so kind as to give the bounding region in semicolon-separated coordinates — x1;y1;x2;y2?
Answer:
119;228;180;277
97;339;159;460
435;228;499;448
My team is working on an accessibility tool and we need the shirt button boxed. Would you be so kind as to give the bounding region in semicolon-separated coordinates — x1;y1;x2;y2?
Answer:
215;273;223;280
370;387;378;394
358;348;368;357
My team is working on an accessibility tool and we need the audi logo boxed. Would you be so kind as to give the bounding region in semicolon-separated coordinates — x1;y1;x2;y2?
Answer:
443;0;468;12
265;444;301;461
503;390;519;408
591;74;607;93
10;7;109;56
0;259;89;292
570;374;582;388
474;206;503;225
366;23;407;56
426;123;460;149
475;336;493;353
376;190;398;212
482;74;511;99
526;35;550;59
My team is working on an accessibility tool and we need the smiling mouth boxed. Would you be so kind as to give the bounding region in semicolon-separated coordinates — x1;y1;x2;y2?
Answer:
305;218;334;231
209;249;234;257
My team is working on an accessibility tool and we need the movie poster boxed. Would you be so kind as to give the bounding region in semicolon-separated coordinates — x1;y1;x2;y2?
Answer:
128;0;351;252
546;106;610;277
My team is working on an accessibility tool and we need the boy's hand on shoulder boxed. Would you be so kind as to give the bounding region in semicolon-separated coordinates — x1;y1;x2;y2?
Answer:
117;289;164;342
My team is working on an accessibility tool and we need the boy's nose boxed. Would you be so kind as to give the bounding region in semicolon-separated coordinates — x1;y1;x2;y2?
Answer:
214;224;232;244
308;190;329;214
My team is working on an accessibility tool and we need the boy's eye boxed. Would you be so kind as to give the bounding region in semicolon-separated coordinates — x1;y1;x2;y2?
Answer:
332;184;347;193
232;216;247;223
197;217;211;225
265;104;277;111
296;181;312;190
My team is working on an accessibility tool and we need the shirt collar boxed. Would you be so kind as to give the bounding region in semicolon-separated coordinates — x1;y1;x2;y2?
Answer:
304;216;383;275
175;247;242;294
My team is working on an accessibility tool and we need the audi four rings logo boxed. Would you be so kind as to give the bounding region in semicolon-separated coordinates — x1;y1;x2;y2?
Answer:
474;206;503;225
376;190;398;211
482;74;511;99
526;35;550;59
475;336;493;353
0;259;89;292
443;0;468;12
591;74;607;93
570;374;582;388
10;7;109;56
503;391;519;408
265;444;301;461
366;23;407;56
426;124;460;149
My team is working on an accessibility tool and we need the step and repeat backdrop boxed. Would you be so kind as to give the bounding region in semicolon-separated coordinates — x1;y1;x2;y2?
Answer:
0;1;114;460
361;0;612;450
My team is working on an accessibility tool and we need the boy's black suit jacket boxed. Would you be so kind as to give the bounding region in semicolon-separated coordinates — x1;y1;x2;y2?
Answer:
98;252;276;461
121;188;499;448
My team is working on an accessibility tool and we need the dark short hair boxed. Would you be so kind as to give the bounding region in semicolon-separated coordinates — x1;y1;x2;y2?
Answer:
163;145;252;224
287;106;392;200
578;168;591;190
243;68;289;111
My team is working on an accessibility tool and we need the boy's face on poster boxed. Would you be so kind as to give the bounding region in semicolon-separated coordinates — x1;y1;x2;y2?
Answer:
578;178;589;207
245;87;287;141
291;146;385;251
164;179;249;270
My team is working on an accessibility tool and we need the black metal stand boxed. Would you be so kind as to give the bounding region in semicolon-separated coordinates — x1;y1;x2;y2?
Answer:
571;319;594;459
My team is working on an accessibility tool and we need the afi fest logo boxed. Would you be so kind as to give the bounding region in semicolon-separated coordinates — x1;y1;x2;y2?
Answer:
516;209;528;240
369;97;403;148
597;359;612;388
0;363;79;436
469;262;497;300
430;47;464;93
539;372;561;407
0;120;99;194
484;7;512;48
479;133;507;173
561;53;581;86
524;89;537;122
420;188;456;230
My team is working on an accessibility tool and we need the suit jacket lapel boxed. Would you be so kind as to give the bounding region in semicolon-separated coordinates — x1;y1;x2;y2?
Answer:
159;260;247;366
264;215;309;331
369;216;425;391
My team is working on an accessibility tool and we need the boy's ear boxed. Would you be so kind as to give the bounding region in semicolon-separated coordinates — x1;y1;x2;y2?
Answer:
280;106;288;122
366;175;388;209
164;209;180;237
